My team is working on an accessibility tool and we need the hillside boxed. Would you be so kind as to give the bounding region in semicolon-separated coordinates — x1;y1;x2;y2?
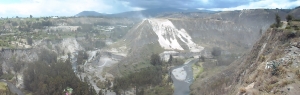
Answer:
190;19;300;95
110;9;290;68
1;8;300;95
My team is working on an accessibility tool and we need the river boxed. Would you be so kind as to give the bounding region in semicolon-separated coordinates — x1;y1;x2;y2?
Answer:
0;80;24;95
170;59;198;95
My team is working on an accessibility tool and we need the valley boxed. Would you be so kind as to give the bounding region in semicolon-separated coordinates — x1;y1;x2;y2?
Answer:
0;7;299;95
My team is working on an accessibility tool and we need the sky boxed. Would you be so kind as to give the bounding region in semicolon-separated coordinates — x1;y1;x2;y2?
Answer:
0;0;299;17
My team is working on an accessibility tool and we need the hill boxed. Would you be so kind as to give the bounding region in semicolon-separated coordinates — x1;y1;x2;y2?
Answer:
190;15;300;95
75;11;106;17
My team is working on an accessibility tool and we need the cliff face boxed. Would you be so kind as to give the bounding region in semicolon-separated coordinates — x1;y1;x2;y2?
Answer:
230;22;300;95
190;20;300;95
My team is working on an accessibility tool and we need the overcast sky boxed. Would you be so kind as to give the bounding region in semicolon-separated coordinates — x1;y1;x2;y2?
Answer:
0;0;299;17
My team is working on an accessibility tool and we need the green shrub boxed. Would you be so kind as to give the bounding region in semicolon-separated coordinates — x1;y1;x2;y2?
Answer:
285;26;291;29
284;30;296;39
295;26;299;30
296;31;300;36
211;47;222;57
293;19;300;21
0;74;14;80
270;23;276;28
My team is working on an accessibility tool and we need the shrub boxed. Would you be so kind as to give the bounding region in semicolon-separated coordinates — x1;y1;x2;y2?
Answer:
295;26;299;30
239;87;246;94
0;74;14;80
286;14;293;22
270;23;276;28
296;70;300;80
259;55;266;62
211;47;221;57
199;55;205;62
27;37;33;46
284;30;296;39
275;14;281;28
150;54;162;66
296;31;300;36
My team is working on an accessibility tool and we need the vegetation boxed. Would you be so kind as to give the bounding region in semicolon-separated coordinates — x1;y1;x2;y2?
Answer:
77;50;88;65
112;54;172;95
0;82;16;95
27;37;33;46
286;14;293;22
23;49;96;95
211;47;221;57
199;55;205;62
275;14;281;28
150;54;162;66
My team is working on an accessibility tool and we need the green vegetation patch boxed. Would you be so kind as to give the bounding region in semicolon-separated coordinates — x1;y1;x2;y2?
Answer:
0;74;14;80
0;82;7;91
193;62;204;79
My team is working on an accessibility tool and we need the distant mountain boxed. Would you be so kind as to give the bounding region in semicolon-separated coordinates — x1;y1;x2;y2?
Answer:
110;8;215;18
75;8;215;18
75;11;106;17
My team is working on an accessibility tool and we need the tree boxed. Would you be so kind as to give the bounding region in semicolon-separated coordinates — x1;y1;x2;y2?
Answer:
0;63;3;77
27;37;33;46
211;47;221;57
98;90;103;95
200;55;205;62
30;15;32;18
168;55;173;64
150;54;162;66
286;14;293;22
275;14;281;28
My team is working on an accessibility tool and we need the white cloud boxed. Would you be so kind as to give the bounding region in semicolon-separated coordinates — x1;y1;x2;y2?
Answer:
208;0;300;11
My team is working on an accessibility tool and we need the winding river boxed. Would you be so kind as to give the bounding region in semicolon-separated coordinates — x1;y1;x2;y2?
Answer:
170;59;198;95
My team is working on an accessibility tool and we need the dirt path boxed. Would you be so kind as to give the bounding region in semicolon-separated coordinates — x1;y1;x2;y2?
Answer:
281;21;288;29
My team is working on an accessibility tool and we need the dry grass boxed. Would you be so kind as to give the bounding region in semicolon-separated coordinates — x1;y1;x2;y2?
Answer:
278;79;293;87
277;65;287;77
239;87;247;94
296;69;300;80
259;55;266;62
269;77;279;84
269;48;283;61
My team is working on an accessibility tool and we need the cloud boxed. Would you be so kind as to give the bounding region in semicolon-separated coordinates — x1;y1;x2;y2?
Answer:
118;0;254;9
0;0;299;17
207;0;300;11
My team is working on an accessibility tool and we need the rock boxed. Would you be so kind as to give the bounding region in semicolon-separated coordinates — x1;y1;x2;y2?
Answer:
296;42;300;48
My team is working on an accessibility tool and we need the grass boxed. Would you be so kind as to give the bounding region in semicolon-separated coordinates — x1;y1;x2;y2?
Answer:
144;85;173;95
0;82;7;91
192;62;204;79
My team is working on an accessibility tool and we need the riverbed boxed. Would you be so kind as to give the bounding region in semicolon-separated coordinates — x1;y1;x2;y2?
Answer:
170;59;198;95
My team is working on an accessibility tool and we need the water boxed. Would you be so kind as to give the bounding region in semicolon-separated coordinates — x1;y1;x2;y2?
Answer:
170;59;198;95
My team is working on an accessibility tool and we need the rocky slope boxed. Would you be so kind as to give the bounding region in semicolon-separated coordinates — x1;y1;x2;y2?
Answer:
190;20;300;95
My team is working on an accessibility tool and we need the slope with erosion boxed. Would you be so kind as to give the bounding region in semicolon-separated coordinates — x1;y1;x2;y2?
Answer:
169;9;289;53
108;9;290;76
107;18;205;76
230;22;300;95
190;20;300;95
